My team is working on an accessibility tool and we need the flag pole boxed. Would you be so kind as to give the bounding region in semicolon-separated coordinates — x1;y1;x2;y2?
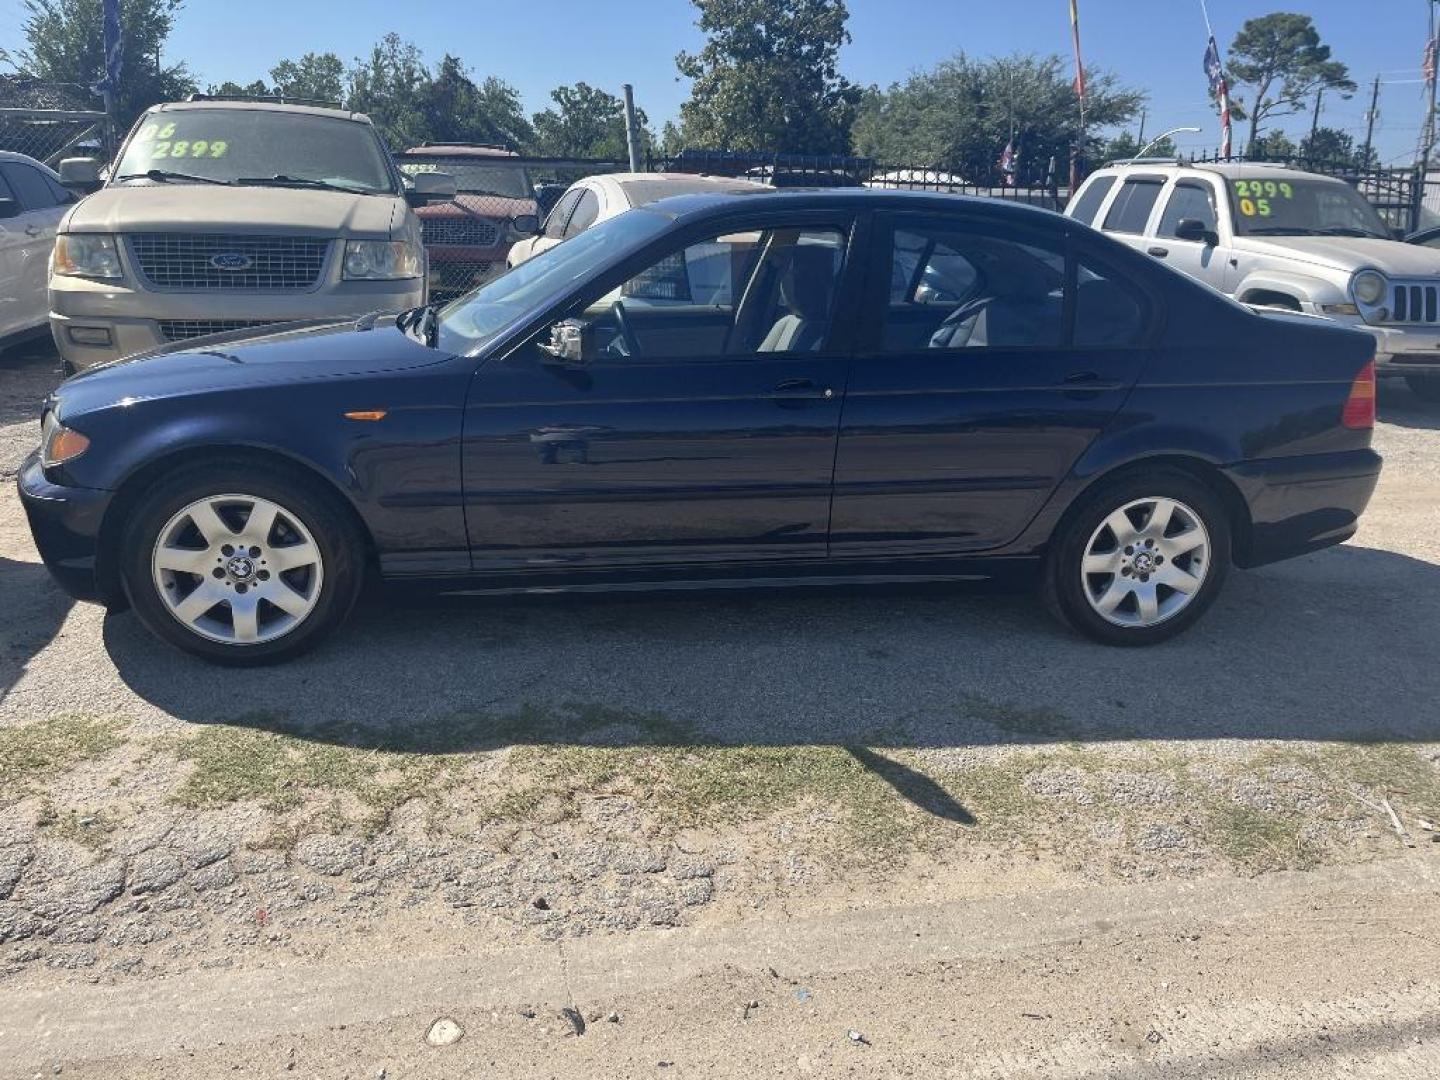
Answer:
1069;0;1086;193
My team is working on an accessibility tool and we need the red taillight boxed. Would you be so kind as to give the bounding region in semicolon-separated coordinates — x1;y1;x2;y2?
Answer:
1342;360;1376;430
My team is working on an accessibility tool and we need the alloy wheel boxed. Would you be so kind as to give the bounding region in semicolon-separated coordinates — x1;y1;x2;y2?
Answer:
1080;496;1210;628
150;493;324;645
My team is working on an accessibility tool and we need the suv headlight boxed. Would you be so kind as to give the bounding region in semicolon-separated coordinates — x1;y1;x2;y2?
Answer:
40;412;91;467
343;240;421;281
52;234;123;280
1351;269;1387;306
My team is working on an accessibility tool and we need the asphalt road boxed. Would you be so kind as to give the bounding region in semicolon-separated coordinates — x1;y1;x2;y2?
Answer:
2;340;1439;753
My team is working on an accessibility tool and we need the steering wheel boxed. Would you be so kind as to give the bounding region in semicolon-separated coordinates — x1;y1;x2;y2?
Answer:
610;300;642;358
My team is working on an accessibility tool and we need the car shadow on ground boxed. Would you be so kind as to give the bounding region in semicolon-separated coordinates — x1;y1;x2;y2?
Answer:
0;556;75;707
1379;381;1440;431
101;540;1440;826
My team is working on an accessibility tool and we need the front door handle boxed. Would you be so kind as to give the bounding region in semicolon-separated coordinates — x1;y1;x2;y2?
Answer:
1062;371;1101;385
769;378;835;404
1147;246;1169;258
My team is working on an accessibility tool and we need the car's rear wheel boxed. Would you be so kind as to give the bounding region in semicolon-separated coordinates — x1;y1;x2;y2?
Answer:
1044;470;1231;646
1405;374;1440;404
120;463;364;665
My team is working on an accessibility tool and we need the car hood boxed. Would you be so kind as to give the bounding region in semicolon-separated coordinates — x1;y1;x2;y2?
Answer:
422;193;536;218
53;320;450;419
1232;235;1440;278
62;183;403;238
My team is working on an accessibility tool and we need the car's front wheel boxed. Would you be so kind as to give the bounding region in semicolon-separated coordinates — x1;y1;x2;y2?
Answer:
1405;374;1440;404
120;462;365;665
1044;470;1231;646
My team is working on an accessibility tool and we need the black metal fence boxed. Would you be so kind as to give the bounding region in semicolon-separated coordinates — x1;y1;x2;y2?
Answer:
649;149;1067;211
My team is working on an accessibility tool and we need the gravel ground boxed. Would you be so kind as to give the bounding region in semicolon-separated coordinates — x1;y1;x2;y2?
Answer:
2;340;1440;992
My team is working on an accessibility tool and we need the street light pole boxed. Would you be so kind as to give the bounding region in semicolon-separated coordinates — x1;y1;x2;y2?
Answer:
1126;126;1202;164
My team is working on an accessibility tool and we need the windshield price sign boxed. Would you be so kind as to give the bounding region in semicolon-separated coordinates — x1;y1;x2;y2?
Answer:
1233;179;1294;218
136;122;229;159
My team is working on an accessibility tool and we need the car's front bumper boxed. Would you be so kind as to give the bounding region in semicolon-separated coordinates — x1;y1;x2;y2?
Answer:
1354;323;1440;376
1223;448;1383;569
16;451;114;604
49;273;425;370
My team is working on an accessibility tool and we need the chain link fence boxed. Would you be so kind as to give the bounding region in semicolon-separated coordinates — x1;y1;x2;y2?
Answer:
0;77;108;167
398;148;628;301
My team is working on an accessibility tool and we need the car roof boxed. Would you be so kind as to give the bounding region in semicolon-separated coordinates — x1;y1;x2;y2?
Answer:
147;100;372;124
0;149;64;177
612;173;770;206
1092;160;1349;184
637;186;1066;225
399;144;520;158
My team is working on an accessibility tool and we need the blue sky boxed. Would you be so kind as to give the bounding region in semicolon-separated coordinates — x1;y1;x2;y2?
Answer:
0;0;1428;163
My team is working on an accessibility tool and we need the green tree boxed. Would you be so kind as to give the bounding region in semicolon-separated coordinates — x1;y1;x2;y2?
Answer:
270;52;345;105
532;82;650;159
11;0;196;131
1227;13;1355;156
852;53;1143;184
417;56;532;149
675;0;860;153
206;79;272;98
1298;125;1376;168
345;33;430;150
1249;129;1297;160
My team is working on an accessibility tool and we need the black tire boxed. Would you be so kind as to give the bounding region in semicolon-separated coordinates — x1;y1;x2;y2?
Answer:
119;460;366;666
1042;468;1232;647
1405;374;1440;404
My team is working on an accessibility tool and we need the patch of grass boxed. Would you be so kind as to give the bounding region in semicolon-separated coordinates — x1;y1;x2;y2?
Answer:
1209;804;1320;873
0;716;124;801
37;801;119;849
168;713;458;833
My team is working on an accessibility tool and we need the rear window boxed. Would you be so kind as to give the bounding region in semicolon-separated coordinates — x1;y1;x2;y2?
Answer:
1068;176;1115;226
1102;178;1164;235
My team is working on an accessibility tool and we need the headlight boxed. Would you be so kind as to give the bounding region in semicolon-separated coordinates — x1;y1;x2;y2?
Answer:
40;412;91;467
1351;270;1387;306
343;240;421;281
52;234;123;280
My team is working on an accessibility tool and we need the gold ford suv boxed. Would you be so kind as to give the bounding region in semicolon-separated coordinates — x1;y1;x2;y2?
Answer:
50;98;454;371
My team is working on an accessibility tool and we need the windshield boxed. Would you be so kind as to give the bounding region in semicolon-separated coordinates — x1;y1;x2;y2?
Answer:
436;209;671;355
113;108;396;194
399;160;532;199
1227;176;1390;239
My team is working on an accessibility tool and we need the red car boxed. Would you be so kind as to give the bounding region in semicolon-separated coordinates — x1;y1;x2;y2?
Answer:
397;143;540;301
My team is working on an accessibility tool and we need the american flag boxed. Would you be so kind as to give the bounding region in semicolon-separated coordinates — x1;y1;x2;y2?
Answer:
1069;0;1086;104
999;140;1016;185
1425;37;1437;85
1203;34;1233;158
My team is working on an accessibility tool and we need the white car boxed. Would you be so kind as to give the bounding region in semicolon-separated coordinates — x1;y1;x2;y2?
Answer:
1067;161;1440;401
506;172;767;268
0;151;75;350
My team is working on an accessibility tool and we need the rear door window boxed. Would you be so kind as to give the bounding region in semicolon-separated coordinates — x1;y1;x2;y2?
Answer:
0;162;61;213
1102;178;1164;235
1068;176;1116;226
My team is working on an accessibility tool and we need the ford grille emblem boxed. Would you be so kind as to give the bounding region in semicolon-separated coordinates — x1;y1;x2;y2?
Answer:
209;253;253;271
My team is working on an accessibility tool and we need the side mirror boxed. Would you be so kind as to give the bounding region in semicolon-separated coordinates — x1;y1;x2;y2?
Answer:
511;214;540;237
405;171;456;207
0;197;19;220
536;319;591;366
1175;218;1219;246
58;157;102;194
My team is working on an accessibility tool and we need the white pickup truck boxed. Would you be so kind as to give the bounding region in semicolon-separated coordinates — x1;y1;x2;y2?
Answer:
1067;161;1440;403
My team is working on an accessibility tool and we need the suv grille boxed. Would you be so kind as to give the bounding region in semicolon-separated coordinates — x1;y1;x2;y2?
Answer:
422;217;501;247
129;234;329;291
1391;282;1440;324
158;319;279;342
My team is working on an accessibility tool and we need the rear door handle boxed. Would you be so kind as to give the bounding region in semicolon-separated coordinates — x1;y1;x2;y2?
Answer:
1062;371;1101;384
1147;246;1169;258
769;378;835;403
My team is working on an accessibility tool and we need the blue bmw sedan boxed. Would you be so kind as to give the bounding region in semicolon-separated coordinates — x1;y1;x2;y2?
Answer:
20;189;1381;664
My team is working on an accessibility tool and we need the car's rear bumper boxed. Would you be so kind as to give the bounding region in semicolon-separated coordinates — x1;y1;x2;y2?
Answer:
1223;448;1382;568
16;451;113;604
